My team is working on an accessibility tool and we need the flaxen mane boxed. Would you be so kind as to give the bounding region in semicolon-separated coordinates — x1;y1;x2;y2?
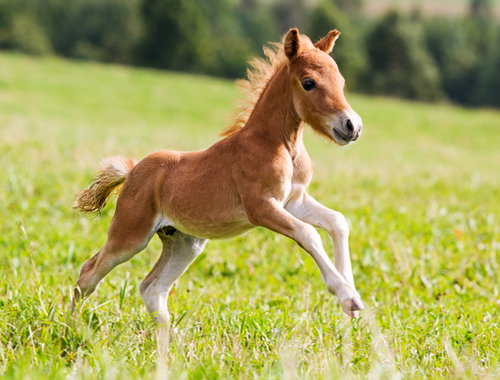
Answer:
221;41;286;137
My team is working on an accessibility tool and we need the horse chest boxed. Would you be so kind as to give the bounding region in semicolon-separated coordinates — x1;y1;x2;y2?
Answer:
280;158;313;206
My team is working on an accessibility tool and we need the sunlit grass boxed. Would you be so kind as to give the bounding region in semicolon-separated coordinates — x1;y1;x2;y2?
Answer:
0;52;499;379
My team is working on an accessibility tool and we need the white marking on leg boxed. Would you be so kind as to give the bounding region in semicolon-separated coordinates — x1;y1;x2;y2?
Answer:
286;193;356;288
248;198;363;318
295;223;362;317
286;193;362;317
140;232;207;324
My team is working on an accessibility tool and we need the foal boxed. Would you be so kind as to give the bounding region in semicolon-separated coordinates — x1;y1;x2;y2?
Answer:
72;28;364;323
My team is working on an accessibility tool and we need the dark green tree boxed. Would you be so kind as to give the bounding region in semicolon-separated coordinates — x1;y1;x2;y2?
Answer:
272;0;307;34
237;0;278;53
138;0;255;77
424;17;479;104
471;25;500;107
198;0;255;78
0;0;53;55
0;1;17;49
60;0;141;63
137;0;211;71
364;11;442;101
470;0;493;22
10;13;52;55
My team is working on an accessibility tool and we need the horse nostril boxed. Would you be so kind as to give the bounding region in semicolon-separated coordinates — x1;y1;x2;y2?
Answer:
346;119;354;133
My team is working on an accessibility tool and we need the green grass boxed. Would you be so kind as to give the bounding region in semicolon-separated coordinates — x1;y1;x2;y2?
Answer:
1;52;499;379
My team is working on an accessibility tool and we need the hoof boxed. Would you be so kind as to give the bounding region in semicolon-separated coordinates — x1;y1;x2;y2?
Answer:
341;297;365;318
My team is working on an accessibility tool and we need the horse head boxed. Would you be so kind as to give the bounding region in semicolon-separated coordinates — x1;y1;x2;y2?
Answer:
284;28;363;146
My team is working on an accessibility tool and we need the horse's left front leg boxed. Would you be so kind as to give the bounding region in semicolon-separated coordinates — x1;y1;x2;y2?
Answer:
286;193;359;315
244;197;363;317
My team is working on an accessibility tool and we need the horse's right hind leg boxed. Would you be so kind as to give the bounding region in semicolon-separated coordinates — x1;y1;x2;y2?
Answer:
72;204;160;311
140;230;207;324
72;241;146;310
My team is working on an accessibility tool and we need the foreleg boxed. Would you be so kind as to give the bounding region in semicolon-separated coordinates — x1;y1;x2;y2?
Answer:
246;198;363;317
286;193;356;290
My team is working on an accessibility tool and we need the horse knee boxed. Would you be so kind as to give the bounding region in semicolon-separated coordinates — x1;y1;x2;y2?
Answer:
330;211;349;238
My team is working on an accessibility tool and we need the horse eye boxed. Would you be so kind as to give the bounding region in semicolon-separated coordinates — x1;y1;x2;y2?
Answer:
301;78;316;91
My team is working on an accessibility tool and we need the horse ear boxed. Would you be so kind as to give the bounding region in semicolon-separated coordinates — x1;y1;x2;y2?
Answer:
315;29;340;54
284;28;302;61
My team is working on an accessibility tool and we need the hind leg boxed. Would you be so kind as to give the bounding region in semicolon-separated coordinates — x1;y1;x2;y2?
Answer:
72;202;161;310
140;229;207;324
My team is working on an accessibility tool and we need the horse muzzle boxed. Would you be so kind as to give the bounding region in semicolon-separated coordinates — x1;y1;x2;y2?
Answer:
328;111;363;145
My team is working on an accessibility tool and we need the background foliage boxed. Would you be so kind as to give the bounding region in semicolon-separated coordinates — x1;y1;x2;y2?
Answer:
0;0;499;107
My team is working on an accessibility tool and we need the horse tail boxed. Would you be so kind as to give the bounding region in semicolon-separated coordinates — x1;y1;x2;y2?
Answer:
73;156;136;216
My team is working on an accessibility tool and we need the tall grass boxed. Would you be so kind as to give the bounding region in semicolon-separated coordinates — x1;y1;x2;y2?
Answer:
0;53;499;379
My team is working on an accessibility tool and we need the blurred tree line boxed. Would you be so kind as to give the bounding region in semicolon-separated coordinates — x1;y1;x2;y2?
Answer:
0;0;499;107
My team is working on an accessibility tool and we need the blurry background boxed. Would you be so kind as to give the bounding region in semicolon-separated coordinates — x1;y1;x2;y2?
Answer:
0;0;499;108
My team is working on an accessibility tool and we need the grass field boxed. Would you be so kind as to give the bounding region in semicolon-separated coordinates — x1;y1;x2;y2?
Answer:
1;52;499;379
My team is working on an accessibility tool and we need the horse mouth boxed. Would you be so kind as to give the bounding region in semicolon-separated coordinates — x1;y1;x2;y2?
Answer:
331;128;352;146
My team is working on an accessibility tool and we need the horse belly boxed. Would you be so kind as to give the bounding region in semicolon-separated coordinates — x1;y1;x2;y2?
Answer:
172;217;253;240
162;181;253;240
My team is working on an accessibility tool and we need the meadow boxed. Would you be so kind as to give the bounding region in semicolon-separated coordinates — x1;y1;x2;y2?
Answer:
0;52;499;379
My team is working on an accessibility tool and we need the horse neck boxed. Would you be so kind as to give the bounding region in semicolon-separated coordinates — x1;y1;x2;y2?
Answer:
242;65;305;155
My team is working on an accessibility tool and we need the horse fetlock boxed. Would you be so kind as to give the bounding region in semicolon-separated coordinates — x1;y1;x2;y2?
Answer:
151;310;170;325
141;287;171;324
151;292;171;325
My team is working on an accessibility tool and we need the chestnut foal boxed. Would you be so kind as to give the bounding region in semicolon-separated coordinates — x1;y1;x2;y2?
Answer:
72;28;364;323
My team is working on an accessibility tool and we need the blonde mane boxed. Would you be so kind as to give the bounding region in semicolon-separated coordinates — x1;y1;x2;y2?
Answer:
221;41;287;137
